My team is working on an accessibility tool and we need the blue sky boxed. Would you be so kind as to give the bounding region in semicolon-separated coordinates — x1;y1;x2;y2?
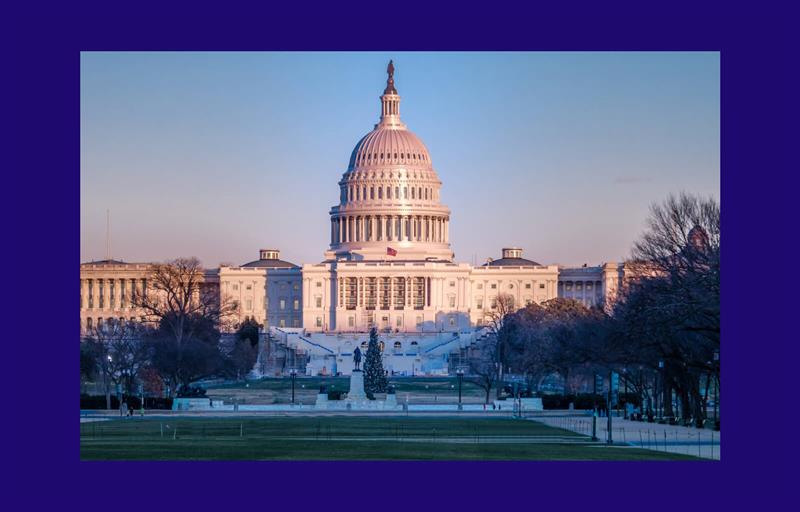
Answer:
80;52;719;267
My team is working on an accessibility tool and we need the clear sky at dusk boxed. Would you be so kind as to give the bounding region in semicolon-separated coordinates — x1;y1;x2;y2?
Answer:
80;52;719;268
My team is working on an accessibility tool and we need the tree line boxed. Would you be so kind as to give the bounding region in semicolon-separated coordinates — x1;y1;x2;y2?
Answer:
477;193;720;424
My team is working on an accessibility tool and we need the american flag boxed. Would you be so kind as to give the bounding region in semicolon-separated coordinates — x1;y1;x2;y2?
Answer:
386;247;397;256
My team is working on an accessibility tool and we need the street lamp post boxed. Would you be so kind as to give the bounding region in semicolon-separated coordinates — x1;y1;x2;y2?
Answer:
139;383;144;416
290;369;297;405
622;368;629;419
713;350;719;428
592;373;599;441
456;369;464;411
657;360;665;420
607;370;614;444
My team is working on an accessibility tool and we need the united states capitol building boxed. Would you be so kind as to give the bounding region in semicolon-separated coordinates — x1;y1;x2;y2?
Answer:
80;63;629;376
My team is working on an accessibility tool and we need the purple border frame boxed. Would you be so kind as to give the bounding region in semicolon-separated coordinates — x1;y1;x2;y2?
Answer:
8;2;793;508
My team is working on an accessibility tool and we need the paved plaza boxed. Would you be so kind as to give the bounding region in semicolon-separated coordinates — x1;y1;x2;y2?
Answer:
534;413;720;460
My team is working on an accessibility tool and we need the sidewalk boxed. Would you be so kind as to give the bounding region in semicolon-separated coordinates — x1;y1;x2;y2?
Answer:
532;414;720;460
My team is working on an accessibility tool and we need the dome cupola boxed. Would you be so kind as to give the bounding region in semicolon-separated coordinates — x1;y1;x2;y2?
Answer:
326;61;453;262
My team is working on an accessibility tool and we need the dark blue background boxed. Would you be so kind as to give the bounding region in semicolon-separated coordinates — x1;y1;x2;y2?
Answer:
7;2;793;509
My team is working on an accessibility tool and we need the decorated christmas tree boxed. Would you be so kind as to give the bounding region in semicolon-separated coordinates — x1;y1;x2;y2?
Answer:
363;326;388;397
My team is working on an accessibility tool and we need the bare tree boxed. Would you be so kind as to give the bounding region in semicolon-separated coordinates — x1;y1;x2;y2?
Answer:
132;257;237;340
484;292;517;397
132;257;238;395
612;192;720;424
84;318;149;408
468;344;498;405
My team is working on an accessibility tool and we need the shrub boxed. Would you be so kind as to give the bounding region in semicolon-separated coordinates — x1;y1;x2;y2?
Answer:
80;394;173;410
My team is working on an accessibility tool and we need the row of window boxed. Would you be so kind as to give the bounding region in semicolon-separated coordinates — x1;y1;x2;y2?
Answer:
340;314;458;329
229;282;301;292
474;296;536;310
560;281;603;291
236;297;302;312
81;316;142;331
357;151;427;163
343;184;437;203
475;282;546;290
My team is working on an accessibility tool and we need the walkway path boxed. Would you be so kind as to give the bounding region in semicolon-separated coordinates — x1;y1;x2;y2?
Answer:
532;414;720;460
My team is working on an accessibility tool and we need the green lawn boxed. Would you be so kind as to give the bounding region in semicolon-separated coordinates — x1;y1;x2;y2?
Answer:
80;416;701;461
208;376;486;394
204;376;491;405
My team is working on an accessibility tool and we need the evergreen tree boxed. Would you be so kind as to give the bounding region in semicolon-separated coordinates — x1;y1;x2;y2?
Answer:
363;326;388;396
236;317;262;348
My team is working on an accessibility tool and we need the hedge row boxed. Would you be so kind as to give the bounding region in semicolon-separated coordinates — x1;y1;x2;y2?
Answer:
80;394;173;410
540;393;641;410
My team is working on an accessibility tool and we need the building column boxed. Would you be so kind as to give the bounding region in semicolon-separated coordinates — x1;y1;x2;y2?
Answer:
349;216;354;242
347;216;352;242
80;279;86;310
425;216;430;241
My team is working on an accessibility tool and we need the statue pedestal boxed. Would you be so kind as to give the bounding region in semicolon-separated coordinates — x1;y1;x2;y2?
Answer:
347;369;367;401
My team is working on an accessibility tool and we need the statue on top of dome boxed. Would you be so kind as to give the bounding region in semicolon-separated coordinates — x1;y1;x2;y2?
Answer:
384;60;397;94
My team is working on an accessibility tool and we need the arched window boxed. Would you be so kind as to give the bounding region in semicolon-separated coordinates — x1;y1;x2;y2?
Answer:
361;341;368;349
393;341;402;349
387;186;391;199
403;187;408;199
411;187;415;199
370;186;374;200
378;187;383;199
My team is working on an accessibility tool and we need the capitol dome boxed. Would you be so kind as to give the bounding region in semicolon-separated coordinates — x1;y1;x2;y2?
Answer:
347;128;432;171
326;61;453;262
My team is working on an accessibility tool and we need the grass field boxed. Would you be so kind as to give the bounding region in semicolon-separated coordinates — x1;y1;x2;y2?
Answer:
80;416;701;461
